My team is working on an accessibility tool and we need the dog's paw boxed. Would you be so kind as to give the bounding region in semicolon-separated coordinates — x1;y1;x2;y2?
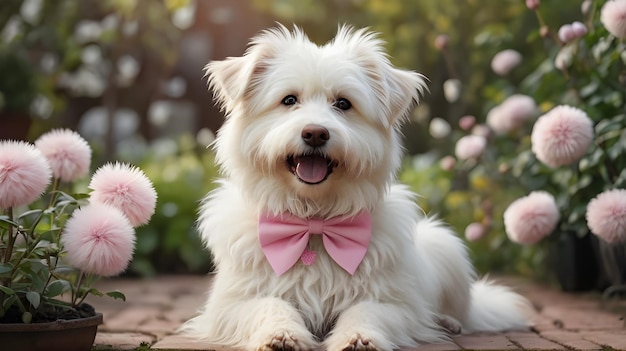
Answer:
256;331;313;351
340;334;378;351
435;315;462;335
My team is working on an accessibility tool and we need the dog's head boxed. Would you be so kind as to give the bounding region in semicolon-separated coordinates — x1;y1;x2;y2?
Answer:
206;25;427;217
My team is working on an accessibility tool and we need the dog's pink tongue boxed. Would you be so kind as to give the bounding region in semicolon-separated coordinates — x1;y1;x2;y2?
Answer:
295;155;328;183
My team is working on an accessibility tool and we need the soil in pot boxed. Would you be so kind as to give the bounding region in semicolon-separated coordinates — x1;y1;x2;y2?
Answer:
0;302;96;324
0;303;102;351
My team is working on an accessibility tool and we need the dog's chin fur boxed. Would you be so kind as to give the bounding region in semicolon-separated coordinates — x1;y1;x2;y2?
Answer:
181;25;532;351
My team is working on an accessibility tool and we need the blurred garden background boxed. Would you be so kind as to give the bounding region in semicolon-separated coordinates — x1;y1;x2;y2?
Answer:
1;0;624;292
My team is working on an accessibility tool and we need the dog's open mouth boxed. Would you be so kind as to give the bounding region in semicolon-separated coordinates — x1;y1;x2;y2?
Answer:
287;154;337;185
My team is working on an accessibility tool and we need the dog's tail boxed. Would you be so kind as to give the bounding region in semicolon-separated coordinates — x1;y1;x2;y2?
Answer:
463;278;533;333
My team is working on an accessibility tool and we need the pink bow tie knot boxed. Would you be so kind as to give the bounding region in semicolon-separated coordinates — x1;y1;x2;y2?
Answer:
258;211;371;276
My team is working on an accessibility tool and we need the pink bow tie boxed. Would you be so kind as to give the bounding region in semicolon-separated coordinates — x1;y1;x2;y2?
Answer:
258;211;371;276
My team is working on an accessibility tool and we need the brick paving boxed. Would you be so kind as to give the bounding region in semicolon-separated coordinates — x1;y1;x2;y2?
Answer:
87;275;626;351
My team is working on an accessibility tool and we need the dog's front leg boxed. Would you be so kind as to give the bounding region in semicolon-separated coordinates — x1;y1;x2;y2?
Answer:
185;294;318;351
324;301;438;351
232;296;317;351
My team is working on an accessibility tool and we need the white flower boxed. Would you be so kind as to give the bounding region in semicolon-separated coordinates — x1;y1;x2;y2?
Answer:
443;79;462;103
429;117;451;139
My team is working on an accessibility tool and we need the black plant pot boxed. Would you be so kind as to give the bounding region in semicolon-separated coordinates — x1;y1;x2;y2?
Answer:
596;240;626;292
553;231;601;292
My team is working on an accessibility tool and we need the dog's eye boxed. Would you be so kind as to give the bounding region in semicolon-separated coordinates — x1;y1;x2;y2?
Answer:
282;95;298;106
333;98;352;111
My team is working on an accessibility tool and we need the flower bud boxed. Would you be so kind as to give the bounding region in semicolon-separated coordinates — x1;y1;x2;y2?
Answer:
434;34;449;50
581;0;592;16
558;24;576;43
459;115;476;131
491;49;522;76
525;0;540;10
571;21;587;37
439;156;456;171
465;222;487;242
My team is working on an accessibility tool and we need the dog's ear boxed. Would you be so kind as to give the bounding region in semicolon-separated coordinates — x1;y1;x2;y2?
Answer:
380;66;428;128
204;51;263;114
335;26;428;129
205;25;302;114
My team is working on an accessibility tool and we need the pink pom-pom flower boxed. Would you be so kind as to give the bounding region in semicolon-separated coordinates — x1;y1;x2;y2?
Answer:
531;105;593;168
586;189;626;244
89;162;157;227
601;0;626;39
455;135;487;160
486;95;536;134
61;203;135;277
504;191;560;245
0;140;52;209
490;49;522;76
35;129;92;182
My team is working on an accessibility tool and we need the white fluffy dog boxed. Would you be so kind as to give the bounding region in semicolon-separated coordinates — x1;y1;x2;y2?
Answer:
182;25;530;351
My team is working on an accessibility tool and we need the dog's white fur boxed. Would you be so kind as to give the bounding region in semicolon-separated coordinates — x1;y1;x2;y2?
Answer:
182;25;530;351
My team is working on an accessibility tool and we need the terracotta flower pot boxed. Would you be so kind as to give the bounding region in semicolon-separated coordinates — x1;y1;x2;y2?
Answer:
0;313;102;351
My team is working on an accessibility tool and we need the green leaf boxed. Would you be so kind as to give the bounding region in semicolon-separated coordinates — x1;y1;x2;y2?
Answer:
26;291;40;309
0;215;19;227
79;287;103;298
21;259;46;273
106;290;126;302
17;209;44;220
22;311;32;324
45;298;72;308
0;285;14;295
578;149;604;172
579;81;598;98
53;264;78;275
45;280;70;298
0;263;13;275
595;114;625;134
51;190;76;202
2;294;17;310
70;193;90;200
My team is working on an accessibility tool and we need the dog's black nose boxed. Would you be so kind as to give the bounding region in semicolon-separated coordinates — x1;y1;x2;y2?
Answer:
301;124;330;147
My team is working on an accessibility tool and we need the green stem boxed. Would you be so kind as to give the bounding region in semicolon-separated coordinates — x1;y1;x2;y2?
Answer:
534;9;560;45
1;207;15;308
441;47;459;80
71;271;85;307
40;252;59;298
2;207;16;265
533;9;546;28
47;178;61;209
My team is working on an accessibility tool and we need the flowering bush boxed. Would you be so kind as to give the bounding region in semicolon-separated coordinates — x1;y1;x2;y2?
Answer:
0;129;156;324
427;0;626;282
